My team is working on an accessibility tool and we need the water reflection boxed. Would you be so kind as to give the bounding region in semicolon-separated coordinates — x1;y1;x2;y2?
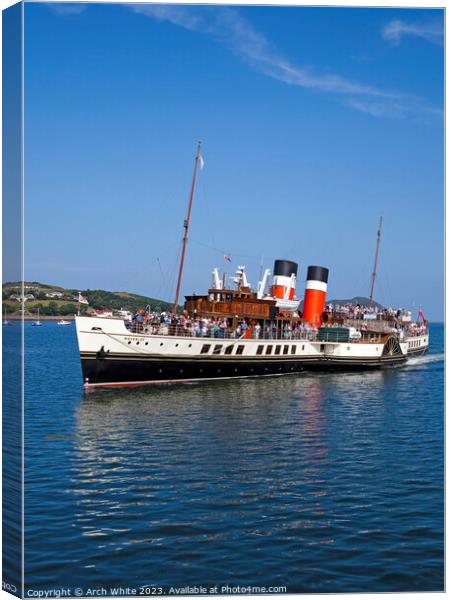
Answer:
22;323;443;592
70;370;415;588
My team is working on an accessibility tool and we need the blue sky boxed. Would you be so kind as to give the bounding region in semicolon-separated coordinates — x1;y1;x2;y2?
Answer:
24;3;444;319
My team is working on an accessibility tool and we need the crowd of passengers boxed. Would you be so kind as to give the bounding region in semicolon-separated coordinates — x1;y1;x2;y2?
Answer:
324;303;411;321
129;305;427;340
130;311;319;340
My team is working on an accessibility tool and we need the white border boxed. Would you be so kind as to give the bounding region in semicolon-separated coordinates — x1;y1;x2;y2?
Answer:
0;2;446;600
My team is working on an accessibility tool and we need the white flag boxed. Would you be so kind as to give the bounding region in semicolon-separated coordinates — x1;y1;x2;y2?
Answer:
78;292;89;305
199;153;204;170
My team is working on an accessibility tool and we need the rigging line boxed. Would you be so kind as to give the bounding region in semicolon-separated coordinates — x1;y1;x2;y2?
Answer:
352;259;371;299
373;247;388;308
167;239;183;303
199;176;217;253
190;238;266;261
119;238;182;294
156;257;166;287
153;257;167;300
379;252;394;309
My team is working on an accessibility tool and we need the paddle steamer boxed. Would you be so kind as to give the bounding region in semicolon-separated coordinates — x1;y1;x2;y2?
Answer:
75;143;429;388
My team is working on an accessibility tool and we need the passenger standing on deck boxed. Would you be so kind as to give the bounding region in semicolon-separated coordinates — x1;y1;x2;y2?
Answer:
240;320;248;337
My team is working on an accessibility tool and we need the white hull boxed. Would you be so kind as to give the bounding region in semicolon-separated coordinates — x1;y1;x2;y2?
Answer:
75;316;427;388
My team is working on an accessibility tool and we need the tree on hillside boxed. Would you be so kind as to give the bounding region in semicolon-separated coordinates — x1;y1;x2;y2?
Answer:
59;303;77;315
47;301;58;316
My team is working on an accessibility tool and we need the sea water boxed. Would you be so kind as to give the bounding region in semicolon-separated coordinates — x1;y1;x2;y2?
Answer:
4;323;444;593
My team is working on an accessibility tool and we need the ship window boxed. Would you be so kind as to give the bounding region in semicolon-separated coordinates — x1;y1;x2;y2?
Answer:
225;345;234;355
213;344;222;354
236;345;245;355
283;345;289;355
302;345;305;351
266;346;273;355
291;345;296;354
201;344;211;354
275;345;281;355
256;345;264;355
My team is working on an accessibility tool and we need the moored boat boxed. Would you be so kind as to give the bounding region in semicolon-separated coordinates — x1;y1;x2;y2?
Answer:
3;306;13;326
32;308;43;327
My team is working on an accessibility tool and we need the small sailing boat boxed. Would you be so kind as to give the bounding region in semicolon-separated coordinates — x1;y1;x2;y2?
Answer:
3;306;13;326
57;320;71;326
32;308;43;327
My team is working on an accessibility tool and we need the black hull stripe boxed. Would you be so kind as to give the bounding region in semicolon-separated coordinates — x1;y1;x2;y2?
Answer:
80;351;408;363
80;353;409;387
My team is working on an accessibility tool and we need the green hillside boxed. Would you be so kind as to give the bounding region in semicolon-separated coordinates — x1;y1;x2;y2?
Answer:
2;282;173;317
299;296;383;310
327;296;384;309
2;282;384;318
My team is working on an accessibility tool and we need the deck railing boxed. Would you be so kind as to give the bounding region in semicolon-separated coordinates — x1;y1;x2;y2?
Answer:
127;322;318;341
124;323;388;344
124;321;424;343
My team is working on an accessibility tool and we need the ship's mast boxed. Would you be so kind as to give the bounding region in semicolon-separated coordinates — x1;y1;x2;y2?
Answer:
369;216;383;309
172;141;202;314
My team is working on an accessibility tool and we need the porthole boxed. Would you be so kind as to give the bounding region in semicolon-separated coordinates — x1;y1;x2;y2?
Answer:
128;341;131;345
180;369;184;373
159;368;162;373
175;343;179;347
189;343;192;348
145;342;148;346
136;342;140;345
160;342;163;346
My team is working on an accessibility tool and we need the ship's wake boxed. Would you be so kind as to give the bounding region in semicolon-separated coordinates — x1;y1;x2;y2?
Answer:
405;352;444;369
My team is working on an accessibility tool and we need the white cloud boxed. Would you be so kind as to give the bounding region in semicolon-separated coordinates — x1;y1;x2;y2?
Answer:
133;5;441;120
382;19;443;46
133;4;386;98
345;97;443;120
47;3;86;15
